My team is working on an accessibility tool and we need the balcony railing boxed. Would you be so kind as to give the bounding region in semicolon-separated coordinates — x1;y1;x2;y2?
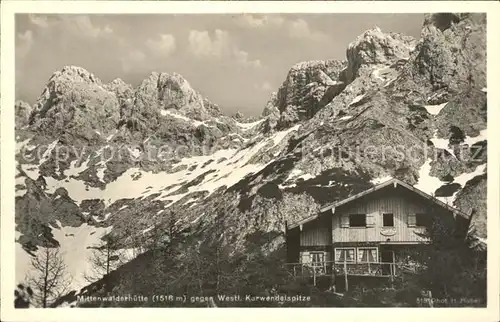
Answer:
284;261;400;278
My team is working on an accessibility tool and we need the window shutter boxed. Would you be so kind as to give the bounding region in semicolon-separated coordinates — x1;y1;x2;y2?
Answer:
366;213;375;227
340;215;349;228
407;213;416;227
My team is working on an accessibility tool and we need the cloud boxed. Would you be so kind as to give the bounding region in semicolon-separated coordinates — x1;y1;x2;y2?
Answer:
145;34;176;56
237;14;285;28
188;29;261;68
261;81;273;91
233;49;262;68
188;29;227;58
121;50;146;72
29;15;114;39
28;14;49;28
68;16;114;38
17;15;120;70
288;19;329;42
17;30;34;58
238;14;328;42
254;81;273;91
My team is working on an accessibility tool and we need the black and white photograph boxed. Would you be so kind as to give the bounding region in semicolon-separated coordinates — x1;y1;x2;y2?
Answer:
1;1;499;320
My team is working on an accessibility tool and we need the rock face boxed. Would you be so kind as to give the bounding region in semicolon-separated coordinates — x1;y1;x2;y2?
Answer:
413;13;486;93
104;78;134;106
29;66;121;142
15;100;33;129
345;27;417;82
273;60;347;128
265;29;417;130
15;13;487;303
130;72;221;122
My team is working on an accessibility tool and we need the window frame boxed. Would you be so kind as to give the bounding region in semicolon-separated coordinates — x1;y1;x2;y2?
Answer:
356;247;379;263
383;213;395;227
348;214;367;228
310;251;326;266
334;247;356;263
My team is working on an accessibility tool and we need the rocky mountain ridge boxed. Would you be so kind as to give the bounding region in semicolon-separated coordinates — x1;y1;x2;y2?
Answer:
15;13;487;302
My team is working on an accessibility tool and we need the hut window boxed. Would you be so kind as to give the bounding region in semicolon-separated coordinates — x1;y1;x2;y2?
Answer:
357;247;378;263
311;252;326;274
311;252;325;264
349;214;366;227
383;213;394;227
300;252;311;264
335;248;355;262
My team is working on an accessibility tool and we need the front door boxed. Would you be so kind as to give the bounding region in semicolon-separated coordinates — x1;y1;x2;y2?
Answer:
380;249;394;276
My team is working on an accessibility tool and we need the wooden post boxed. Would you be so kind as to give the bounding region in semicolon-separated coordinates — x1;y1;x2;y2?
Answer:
368;261;371;274
344;261;348;292
392;251;396;276
331;261;335;288
313;267;317;286
390;264;394;287
428;290;434;308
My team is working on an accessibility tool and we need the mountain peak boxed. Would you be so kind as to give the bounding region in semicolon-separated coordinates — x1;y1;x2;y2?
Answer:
51;65;101;85
108;78;128;86
29;66;120;140
345;26;417;82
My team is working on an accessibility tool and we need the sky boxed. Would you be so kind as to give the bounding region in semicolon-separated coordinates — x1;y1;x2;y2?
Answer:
15;13;424;116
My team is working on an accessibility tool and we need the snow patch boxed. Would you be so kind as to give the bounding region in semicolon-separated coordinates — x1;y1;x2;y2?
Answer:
372;67;387;80
39;140;59;164
160;109;204;127
285;169;303;180
191;212;206;224
349;94;365;106
430;131;456;158
16;138;32;154
106;130;117;142
383;78;396;88
339;116;353;121
96;168;106;183
440;163;488;203
41;138;273;207
271;124;300;148
297;174;315;181
464;129;487;146
16;224;112;291
21;164;40;180
93;213;111;223
477;237;487;245
454;163;487;188
235;119;265;130
65;159;90;178
424;102;447;116
142;226;153;234
16;188;27;197
414;159;445;197
128;147;141;159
